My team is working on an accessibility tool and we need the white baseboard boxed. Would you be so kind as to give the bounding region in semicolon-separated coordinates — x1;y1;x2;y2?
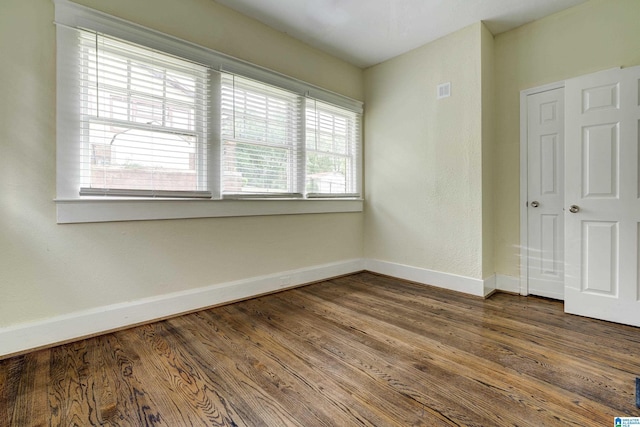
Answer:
496;274;521;294
0;258;365;358
528;287;564;300
0;259;524;358
365;259;490;297
483;275;497;296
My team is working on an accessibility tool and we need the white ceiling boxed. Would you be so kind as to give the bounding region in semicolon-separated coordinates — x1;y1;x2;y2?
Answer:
215;0;588;68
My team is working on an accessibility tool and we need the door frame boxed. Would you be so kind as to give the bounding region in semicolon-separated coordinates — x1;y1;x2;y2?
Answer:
519;80;565;296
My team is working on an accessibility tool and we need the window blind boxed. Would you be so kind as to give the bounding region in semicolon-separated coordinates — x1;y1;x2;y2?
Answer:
55;0;363;210
221;74;304;197
76;29;212;197
305;99;361;196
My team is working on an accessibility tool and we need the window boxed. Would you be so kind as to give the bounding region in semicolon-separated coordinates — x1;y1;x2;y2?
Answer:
220;75;361;198
54;0;362;223
221;75;303;197
306;100;360;197
78;33;211;197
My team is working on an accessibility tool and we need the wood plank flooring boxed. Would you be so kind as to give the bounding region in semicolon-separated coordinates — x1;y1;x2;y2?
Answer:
2;272;640;426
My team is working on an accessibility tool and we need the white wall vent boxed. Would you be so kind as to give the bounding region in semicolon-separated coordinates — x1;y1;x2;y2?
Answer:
437;82;451;99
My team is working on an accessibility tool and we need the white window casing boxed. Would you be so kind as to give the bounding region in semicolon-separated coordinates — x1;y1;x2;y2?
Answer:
53;0;363;223
76;30;212;198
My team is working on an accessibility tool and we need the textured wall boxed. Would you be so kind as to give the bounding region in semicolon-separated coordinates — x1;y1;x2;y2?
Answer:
481;23;496;279
0;0;364;327
364;23;484;280
74;0;363;101
493;0;640;277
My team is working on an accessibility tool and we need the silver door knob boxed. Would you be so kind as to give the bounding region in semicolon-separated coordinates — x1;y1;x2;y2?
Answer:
530;201;539;208
569;205;580;213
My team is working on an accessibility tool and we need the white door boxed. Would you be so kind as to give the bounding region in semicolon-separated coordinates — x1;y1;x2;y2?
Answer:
564;66;640;327
527;88;565;300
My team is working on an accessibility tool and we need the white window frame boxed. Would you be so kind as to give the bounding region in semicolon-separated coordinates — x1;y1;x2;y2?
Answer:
76;31;212;198
220;74;305;198
54;0;363;223
305;99;362;197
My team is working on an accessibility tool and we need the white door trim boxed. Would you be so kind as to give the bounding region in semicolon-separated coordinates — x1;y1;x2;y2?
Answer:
519;80;565;296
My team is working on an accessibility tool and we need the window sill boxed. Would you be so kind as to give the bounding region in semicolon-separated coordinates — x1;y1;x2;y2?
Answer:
55;197;364;224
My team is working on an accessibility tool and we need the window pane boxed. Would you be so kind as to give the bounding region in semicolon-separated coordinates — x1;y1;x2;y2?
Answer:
223;141;292;194
221;74;301;195
306;153;349;194
306;99;360;195
79;32;209;195
85;123;199;192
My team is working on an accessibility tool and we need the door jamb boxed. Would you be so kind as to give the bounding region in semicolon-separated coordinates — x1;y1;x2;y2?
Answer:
519;80;565;296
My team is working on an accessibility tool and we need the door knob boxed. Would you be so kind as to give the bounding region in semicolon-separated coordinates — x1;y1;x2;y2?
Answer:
569;205;580;213
530;201;539;208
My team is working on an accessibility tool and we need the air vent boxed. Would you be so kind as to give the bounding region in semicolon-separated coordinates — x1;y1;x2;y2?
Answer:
437;82;451;99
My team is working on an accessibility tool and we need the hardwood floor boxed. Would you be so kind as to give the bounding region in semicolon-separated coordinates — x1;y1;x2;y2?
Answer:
1;272;639;426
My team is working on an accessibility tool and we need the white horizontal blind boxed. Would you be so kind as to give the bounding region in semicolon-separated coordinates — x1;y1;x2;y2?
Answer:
221;74;303;197
306;99;361;197
55;0;363;206
77;29;211;197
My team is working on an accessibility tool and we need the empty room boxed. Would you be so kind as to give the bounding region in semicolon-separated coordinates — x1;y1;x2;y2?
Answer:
1;0;640;425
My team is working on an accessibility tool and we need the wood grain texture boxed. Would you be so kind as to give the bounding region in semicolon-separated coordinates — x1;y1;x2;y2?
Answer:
1;272;639;426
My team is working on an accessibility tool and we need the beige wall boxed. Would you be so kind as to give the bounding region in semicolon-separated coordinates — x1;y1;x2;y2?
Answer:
480;23;495;279
363;23;486;280
73;0;363;101
493;0;640;277
0;0;364;327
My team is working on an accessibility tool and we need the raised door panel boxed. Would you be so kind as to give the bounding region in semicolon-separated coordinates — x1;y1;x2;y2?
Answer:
581;221;618;295
582;123;619;198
